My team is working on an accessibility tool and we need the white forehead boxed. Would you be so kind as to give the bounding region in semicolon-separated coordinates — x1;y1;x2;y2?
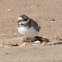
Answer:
18;17;23;20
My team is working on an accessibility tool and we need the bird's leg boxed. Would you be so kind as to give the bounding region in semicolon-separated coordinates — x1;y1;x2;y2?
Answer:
30;38;32;45
42;42;46;46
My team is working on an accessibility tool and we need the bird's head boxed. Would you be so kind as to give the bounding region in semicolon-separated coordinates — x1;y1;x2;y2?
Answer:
17;14;30;24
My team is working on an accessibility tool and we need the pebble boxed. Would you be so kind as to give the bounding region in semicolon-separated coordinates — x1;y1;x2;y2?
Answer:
56;36;62;41
22;42;28;46
8;9;11;11
33;41;41;44
45;17;55;21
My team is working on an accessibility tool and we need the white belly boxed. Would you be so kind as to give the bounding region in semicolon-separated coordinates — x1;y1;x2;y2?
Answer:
18;26;38;38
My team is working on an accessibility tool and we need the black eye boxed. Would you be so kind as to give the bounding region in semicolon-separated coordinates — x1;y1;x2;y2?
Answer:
17;20;23;23
23;18;28;21
21;24;23;25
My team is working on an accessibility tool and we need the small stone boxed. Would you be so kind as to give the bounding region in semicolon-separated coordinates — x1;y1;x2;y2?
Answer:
45;17;55;21
22;42;28;46
8;9;11;11
56;36;62;41
33;41;41;44
10;44;19;46
3;45;9;48
6;53;9;54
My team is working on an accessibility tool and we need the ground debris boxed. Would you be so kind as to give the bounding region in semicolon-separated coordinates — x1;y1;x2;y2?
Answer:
45;17;55;21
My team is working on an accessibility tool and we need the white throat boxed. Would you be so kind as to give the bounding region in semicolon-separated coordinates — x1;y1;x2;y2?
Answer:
18;17;23;20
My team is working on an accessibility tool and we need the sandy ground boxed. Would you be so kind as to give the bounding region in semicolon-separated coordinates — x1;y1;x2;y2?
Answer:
0;0;62;62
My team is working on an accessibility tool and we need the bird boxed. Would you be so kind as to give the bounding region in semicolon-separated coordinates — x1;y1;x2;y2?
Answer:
17;14;41;45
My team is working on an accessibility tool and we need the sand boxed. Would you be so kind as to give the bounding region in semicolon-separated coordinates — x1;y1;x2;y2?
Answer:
0;0;62;62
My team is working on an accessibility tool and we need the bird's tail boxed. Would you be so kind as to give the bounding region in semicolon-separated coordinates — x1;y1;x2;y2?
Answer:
38;26;41;32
